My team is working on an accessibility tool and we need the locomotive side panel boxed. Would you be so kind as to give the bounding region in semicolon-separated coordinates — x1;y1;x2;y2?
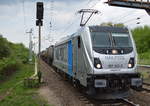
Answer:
53;42;68;74
52;34;91;87
75;33;92;87
76;35;87;86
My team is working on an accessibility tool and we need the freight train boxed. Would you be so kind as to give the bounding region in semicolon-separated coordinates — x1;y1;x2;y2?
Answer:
41;25;142;99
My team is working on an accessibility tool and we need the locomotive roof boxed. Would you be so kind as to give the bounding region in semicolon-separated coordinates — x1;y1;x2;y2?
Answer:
55;26;129;46
55;33;76;46
89;26;129;33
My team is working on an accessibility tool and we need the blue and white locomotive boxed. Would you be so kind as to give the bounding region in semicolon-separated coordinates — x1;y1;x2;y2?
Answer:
48;25;142;99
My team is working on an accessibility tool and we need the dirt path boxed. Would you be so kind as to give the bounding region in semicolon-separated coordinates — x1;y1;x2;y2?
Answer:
39;86;62;106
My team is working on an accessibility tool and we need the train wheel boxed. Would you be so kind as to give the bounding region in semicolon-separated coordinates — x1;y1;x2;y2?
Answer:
72;78;80;89
56;68;59;73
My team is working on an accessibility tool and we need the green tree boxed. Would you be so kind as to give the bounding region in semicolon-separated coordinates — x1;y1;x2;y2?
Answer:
0;35;11;59
100;22;124;27
0;35;30;80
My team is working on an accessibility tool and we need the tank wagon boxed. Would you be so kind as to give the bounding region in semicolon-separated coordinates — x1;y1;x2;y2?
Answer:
47;26;142;99
40;50;47;62
46;45;54;65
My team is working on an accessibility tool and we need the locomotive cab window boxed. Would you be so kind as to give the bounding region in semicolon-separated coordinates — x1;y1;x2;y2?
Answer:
91;32;111;48
111;33;132;48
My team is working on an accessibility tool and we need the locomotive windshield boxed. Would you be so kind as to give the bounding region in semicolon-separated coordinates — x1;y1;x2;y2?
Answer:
111;33;132;47
91;32;132;48
90;26;133;54
91;32;111;48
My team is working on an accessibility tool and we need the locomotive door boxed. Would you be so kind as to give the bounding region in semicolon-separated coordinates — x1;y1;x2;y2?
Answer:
76;36;83;80
72;37;78;78
68;40;73;76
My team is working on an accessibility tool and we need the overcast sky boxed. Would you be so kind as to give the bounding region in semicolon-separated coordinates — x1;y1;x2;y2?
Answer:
0;0;150;51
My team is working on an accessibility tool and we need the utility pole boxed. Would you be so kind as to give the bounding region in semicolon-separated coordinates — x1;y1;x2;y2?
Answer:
49;0;54;41
26;28;33;62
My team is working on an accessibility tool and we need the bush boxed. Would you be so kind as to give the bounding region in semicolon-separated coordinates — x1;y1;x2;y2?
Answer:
0;36;11;59
9;43;29;64
0;57;21;81
0;35;30;81
132;26;150;54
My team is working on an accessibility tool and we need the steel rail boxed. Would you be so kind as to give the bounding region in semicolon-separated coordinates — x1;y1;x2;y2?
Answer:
137;64;150;68
120;98;139;106
143;82;150;86
142;82;150;92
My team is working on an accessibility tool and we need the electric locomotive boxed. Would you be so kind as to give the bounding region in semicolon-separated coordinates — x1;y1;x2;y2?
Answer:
51;25;142;99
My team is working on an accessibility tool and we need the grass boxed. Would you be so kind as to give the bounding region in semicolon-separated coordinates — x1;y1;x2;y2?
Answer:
138;51;150;65
138;59;150;65
0;64;50;106
140;71;150;79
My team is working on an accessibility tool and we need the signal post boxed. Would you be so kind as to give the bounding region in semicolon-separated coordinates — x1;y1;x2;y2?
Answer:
36;2;44;83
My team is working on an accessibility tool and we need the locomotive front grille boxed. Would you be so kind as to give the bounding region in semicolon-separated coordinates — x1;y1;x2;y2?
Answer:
107;79;130;89
94;78;131;89
91;73;141;90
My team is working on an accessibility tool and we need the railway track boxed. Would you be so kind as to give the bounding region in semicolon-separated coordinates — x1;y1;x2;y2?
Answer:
137;65;150;93
77;94;139;106
141;82;150;93
77;91;139;106
137;64;150;93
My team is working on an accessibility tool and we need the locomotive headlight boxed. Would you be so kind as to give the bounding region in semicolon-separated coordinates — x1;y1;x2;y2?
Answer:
96;64;101;69
128;58;134;68
94;58;102;69
112;49;118;54
128;63;132;68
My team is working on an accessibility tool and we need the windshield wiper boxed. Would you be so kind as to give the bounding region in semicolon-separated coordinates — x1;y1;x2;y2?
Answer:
108;33;116;47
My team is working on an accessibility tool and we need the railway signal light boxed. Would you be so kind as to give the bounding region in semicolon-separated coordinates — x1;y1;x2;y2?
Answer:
36;2;44;26
36;20;43;26
36;2;44;20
